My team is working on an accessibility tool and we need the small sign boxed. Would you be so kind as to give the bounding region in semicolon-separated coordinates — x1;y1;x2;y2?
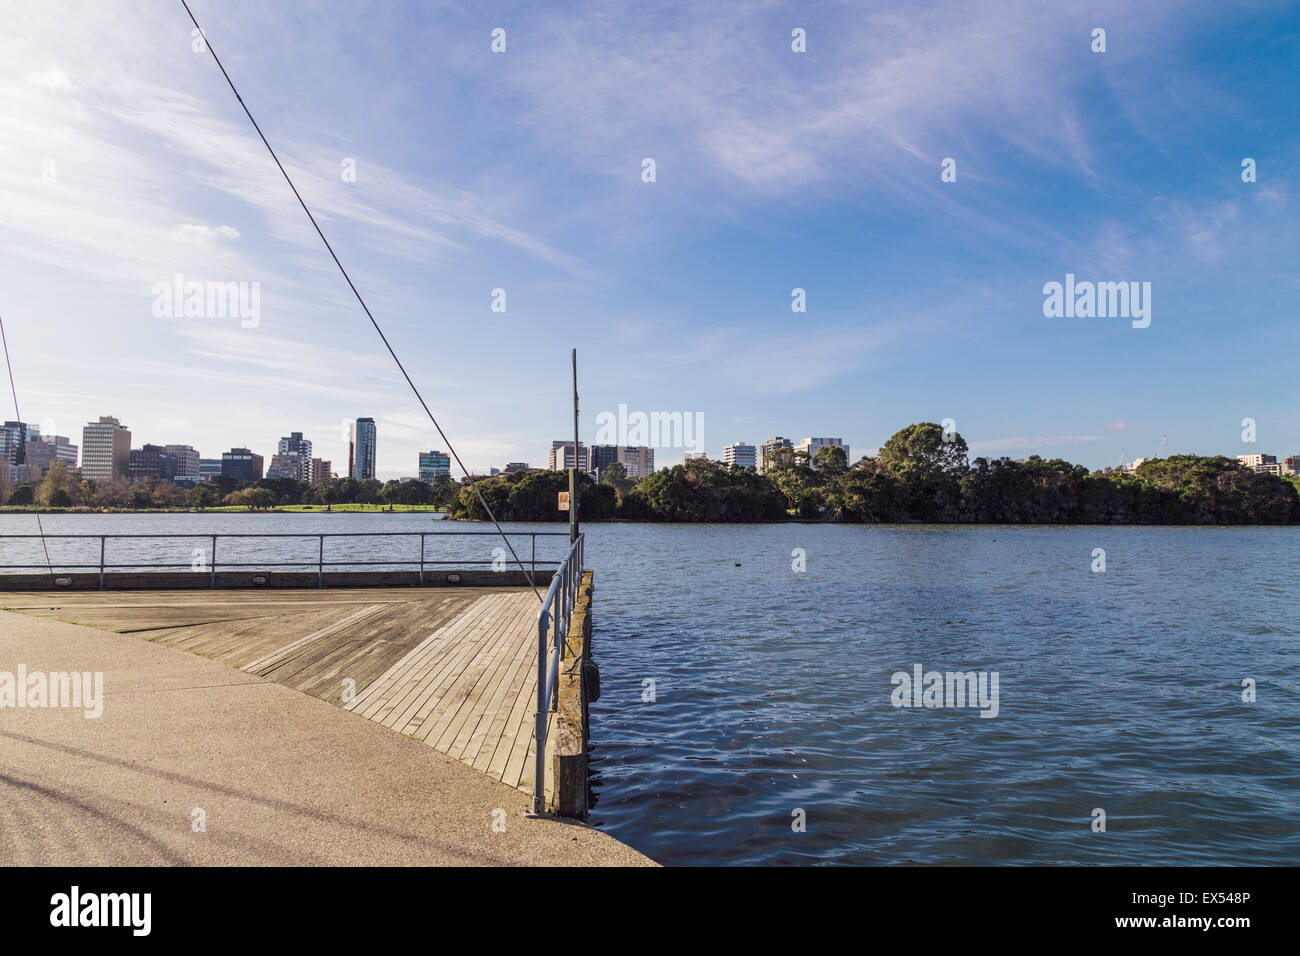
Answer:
558;492;570;511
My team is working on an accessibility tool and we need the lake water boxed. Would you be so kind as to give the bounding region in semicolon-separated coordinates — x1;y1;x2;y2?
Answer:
2;513;1297;866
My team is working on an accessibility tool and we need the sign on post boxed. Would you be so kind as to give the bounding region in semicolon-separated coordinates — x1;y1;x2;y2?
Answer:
558;491;570;511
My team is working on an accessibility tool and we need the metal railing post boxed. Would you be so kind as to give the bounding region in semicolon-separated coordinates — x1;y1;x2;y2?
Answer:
318;535;324;588
533;609;549;815
210;535;217;588
419;533;425;586
531;534;536;577
98;536;105;590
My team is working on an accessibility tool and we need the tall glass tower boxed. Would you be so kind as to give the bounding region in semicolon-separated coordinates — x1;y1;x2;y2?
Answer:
348;417;377;480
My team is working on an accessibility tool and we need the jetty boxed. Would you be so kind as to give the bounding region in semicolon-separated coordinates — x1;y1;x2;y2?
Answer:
0;530;645;865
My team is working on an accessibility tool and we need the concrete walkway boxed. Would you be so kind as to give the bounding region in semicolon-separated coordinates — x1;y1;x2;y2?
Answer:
0;611;653;866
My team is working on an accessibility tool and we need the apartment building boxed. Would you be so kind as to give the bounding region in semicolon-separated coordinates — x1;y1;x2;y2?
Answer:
723;442;757;470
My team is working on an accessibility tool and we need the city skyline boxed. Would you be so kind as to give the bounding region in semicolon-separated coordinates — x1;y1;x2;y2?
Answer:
1;2;1297;480
9;406;1300;486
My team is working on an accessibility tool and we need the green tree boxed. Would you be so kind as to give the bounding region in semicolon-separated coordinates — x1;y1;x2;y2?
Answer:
126;486;153;509
355;478;382;504
7;483;33;506
187;483;217;510
599;461;636;496
36;461;71;508
380;479;402;509
812;445;849;477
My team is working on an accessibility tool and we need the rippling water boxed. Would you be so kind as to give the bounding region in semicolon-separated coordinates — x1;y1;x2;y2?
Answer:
3;514;1297;865
581;522;1300;865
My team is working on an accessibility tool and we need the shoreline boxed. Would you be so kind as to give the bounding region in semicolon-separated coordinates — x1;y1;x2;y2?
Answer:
0;507;1297;527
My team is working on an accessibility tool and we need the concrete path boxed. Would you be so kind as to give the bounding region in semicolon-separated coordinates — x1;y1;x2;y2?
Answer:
0;611;653;866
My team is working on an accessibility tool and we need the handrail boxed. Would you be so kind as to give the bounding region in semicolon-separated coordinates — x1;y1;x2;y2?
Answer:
532;533;585;815
0;531;571;585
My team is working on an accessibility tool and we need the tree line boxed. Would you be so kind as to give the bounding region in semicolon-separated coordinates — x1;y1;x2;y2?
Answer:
8;424;1298;524
0;462;458;511
446;423;1300;525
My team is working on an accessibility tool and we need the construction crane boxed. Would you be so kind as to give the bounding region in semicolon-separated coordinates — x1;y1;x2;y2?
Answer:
1152;435;1167;460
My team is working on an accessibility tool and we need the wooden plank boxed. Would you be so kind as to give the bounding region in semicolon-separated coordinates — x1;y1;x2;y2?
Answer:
440;594;537;759
242;603;389;673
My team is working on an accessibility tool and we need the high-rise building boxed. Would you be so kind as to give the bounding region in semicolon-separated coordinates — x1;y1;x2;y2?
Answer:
590;445;619;474
311;458;332;484
165;444;201;480
588;444;652;477
723;442;757;470
129;444;169;481
24;435;78;478
615;446;654;478
349;418;377;480
278;431;312;458
221;447;264;482
799;437;848;469
199;458;223;480
758;436;793;473
268;432;314;481
548;441;589;472
418;450;451;483
267;452;310;480
80;416;131;481
1;420;30;465
1282;456;1300;477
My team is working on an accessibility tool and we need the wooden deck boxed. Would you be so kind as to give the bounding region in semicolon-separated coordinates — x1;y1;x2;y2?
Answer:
1;587;554;797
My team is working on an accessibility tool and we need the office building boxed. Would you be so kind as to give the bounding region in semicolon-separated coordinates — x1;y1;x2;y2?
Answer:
199;458;223;480
1283;456;1300;477
684;451;709;462
501;462;531;474
418;450;451;483
24;435;78;478
311;458;332;484
723;442;757;470
548;441;589;472
758;436;793;473
1;420;30;465
799;437;848;469
615;446;654;478
129;444;169;481
165;444;201;480
589;443;653;478
80;416;132;481
590;445;619;474
221;447;264;482
349;417;377;480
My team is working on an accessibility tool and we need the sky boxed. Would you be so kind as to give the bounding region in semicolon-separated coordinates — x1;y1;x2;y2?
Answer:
0;0;1297;478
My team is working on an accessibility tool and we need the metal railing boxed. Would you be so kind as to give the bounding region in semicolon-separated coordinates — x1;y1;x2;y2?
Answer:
532;533;585;815
0;531;571;588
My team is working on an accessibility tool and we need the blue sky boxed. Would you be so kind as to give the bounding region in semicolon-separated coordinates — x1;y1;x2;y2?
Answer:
1;0;1297;478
